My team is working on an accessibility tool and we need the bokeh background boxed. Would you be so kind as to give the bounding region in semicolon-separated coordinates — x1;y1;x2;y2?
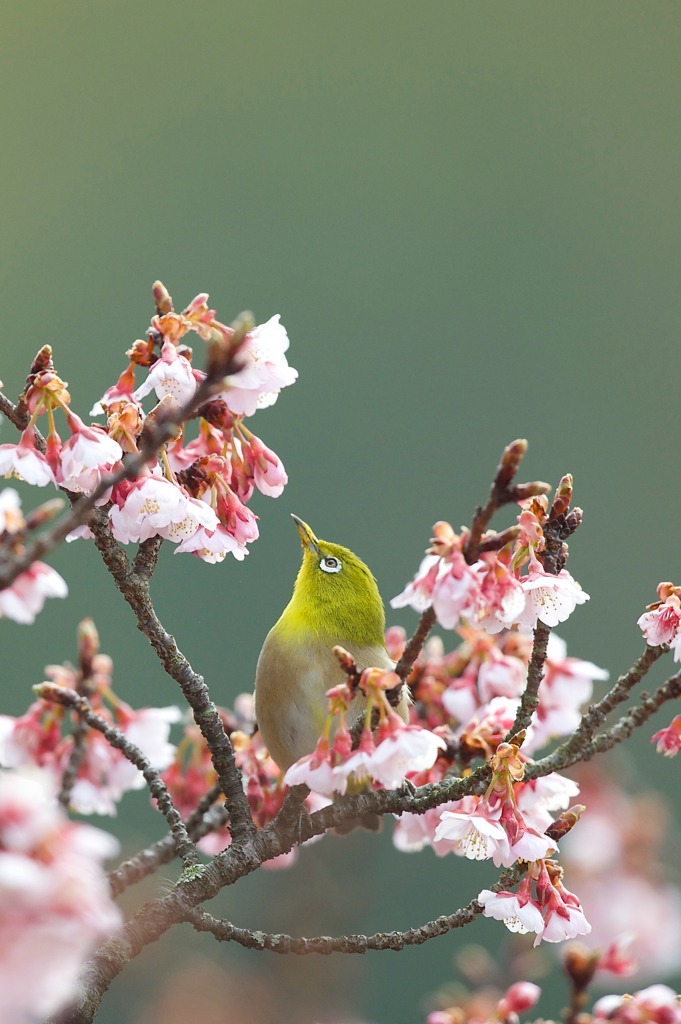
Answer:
2;2;681;1021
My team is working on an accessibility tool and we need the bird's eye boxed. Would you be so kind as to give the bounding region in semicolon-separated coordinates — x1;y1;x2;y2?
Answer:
320;556;342;574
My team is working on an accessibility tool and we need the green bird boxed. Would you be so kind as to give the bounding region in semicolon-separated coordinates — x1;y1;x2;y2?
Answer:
254;515;410;776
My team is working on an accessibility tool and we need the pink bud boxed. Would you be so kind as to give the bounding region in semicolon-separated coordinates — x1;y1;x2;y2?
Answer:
497;981;541;1017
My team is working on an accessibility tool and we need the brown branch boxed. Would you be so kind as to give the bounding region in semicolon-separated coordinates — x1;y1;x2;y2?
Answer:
507;622;551;740
109;792;228;897
185;862;526;954
58;715;89;807
87;508;254;842
37;684;199;870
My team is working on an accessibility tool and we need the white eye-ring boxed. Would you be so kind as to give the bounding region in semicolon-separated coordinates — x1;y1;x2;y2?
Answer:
320;556;342;574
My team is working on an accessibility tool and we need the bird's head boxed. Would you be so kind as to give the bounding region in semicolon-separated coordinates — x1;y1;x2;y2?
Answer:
285;515;386;646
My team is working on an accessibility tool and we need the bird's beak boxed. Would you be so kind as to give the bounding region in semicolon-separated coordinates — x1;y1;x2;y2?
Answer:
291;514;320;556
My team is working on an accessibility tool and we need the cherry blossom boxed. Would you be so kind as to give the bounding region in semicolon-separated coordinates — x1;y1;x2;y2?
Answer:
476;551;526;634
364;718;446;790
58;413;122;493
390;554;442;614
517;564;589;632
434;805;509;861
133;338;197;404
0;768;122;1022
0;562;68;625
651;714;681;757
175;524;249;562
477;886;544;935
638;584;681;647
220;315;297;416
476;652;526;703
496;981;541;1016
0;488;25;535
0;432;55;487
109;472;218;545
90;362;138;416
593;985;681;1024
283;737;346;797
240;431;288;497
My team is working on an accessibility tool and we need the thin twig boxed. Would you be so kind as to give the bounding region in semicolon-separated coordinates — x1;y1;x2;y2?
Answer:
185;862;526;954
37;684;199;870
87;508;255;842
507;622;551;740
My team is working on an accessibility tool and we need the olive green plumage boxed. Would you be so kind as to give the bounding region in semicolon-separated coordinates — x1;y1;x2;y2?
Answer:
254;516;408;773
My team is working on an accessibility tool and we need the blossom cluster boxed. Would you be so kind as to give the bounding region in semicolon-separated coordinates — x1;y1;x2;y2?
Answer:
391;492;588;636
0;489;68;624
0;767;121;1023
0;282;296;577
0;620;180;816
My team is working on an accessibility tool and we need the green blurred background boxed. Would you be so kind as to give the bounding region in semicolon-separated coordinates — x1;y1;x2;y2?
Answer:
1;2;681;1021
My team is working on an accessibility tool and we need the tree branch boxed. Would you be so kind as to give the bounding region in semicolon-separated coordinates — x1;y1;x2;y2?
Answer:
37;684;199;870
185;862;526;954
87;509;254;842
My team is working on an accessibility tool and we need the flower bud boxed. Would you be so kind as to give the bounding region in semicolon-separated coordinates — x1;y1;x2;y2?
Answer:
496;981;541;1017
24;498;64;531
152;280;174;314
508;480;552;501
495;438;528;490
545;804;585;842
563;942;600;990
550;473;573;520
78;618;100;680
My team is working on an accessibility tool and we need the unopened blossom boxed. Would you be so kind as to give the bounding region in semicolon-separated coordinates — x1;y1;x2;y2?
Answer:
598;932;638;977
593;985;681;1024
517;564;589;632
477;886;544;936
651;715;681;757
638;584;681;647
133;338;198;405
434;805;509;861
0;562;68;624
496;981;541;1016
0;488;25;535
241;432;288;497
220;315;297;416
0;768;122;1022
0;432;55;487
536;879;591;946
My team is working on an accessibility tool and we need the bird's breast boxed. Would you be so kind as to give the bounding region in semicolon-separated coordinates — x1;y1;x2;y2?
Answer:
254;630;397;772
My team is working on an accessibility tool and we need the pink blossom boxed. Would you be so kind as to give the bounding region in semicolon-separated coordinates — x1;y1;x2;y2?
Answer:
220;315;297;416
390;554;442;614
90;363;138;416
441;681;479;725
65;524;93;542
0;768;122;1022
434;805;509;861
598;932;638;977
283;738;346;798
496;981;542;1016
365;722;446;789
0;562;68;625
0;434;55;487
431;558;483;630
477;653;526;703
69;706;180;816
175;524;249;563
384;625;407;661
133;339;197;404
476;553;526;634
0;488;25;535
638;584;681;647
517;567;589;632
536;888;591;946
593;986;681;1024
515;773;580;833
241;433;288;497
217;488;259;547
477;887;544;935
59;415;122;493
651;715;681;757
109;473;217;545
392;799;475;857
